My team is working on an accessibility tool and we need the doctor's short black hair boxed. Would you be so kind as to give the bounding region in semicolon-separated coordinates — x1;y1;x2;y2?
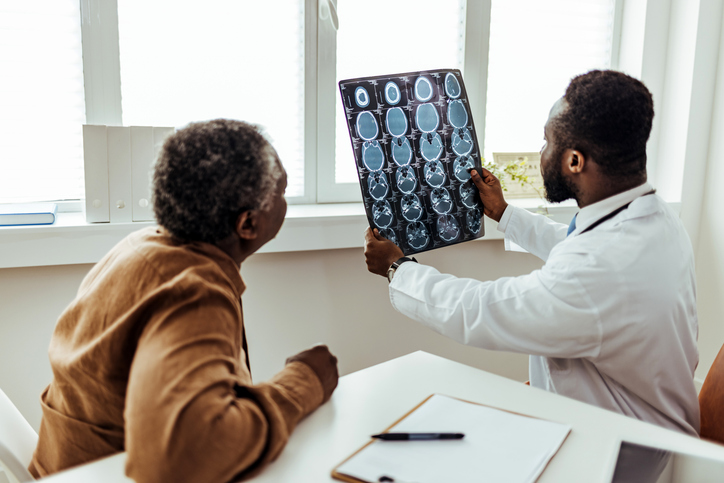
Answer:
152;119;282;244
551;70;654;179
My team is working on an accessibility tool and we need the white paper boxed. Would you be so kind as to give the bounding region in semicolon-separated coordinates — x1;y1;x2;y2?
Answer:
336;394;570;483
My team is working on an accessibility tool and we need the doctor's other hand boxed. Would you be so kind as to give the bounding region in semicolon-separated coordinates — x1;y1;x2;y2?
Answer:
470;167;508;222
286;344;339;403
364;228;404;277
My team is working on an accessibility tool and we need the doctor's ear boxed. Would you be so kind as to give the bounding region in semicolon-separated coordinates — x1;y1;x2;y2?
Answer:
565;149;585;174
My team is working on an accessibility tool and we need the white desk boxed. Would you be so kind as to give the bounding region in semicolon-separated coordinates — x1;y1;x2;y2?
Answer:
41;351;724;482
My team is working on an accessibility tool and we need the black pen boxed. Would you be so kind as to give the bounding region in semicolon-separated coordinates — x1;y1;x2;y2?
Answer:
371;432;465;441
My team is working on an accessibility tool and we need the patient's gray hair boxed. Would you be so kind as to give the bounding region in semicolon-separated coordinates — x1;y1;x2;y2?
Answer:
152;119;283;244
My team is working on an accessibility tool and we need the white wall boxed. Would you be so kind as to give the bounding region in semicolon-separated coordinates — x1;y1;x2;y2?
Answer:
0;238;542;431
693;4;724;384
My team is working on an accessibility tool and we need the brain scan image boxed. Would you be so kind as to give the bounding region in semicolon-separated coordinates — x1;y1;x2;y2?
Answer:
424;160;446;188
451;127;474;156
362;141;385;171
416;103;439;132
385;81;402;106
396;166;417;194
447;100;468;129
406;222;430;250
466;209;482;235
414;76;434;102
367;171;389;200
453;156;474;182
386;107;408;137
356;111;379;141
437;214;460;242
431;187;453;214
372;200;394;229
385;81;402;105
401;194;424;222
340;69;484;255
379;228;397;245
459;183;478;209
355;86;371;108
444;72;461;99
391;136;413;166
420;132;444;162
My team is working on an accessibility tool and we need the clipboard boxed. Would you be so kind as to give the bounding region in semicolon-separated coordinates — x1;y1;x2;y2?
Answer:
331;393;571;483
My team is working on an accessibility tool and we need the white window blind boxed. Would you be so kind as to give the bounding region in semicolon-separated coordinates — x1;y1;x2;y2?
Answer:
483;0;615;161
0;0;86;203
334;0;466;185
117;0;306;198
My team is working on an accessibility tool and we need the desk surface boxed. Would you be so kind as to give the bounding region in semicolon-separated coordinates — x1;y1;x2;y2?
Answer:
41;351;724;482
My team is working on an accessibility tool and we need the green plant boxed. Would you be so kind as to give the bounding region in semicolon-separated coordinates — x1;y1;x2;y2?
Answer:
481;158;549;216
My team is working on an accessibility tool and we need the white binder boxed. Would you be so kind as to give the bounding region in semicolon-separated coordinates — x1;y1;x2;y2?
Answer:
82;125;110;223
83;125;175;223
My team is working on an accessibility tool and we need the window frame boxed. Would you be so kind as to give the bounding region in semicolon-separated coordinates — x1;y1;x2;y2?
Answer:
19;0;626;207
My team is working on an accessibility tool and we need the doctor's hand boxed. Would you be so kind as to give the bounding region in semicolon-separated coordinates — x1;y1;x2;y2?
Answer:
470;167;508;222
364;228;404;277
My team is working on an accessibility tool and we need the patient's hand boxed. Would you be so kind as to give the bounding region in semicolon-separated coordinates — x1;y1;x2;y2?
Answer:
286;345;339;402
364;228;404;277
470;167;508;222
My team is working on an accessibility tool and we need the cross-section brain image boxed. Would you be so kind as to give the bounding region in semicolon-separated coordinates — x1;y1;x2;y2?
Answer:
385;81;401;105
406;222;430;250
447;100;468;129
424;161;446;188
386;107;408;137
453;156;474;182
340;69;484;255
466;208;482;235
356;111;378;141
367;171;389;200
372;200;394;229
460;183;478;209
391;136;413;166
401;194;424;222
396;166;417;194
420;133;444;162
451;127;474;156
431;188;453;215
362;141;385;171
437;214;460;242
444;72;461;99
414;77;434;102
416;104;439;133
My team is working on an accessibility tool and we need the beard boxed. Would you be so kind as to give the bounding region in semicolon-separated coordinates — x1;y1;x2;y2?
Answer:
542;147;579;203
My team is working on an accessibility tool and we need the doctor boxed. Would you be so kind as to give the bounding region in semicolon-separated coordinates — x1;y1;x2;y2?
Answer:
364;70;700;436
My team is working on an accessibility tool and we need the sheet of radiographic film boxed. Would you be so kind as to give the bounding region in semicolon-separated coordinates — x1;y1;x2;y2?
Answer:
339;69;485;255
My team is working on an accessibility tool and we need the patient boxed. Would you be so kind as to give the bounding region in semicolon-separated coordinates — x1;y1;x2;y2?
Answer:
29;119;339;482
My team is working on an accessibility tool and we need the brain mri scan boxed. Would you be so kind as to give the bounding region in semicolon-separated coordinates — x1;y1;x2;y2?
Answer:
340;69;485;255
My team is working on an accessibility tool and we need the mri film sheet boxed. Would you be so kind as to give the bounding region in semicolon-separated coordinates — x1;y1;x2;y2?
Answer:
339;69;485;255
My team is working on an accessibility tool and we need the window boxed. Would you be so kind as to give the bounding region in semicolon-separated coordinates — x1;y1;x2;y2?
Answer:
117;0;306;198
0;0;85;204
0;0;620;207
483;0;616;161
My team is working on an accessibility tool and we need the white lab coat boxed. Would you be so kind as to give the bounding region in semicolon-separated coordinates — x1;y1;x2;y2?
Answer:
389;183;700;436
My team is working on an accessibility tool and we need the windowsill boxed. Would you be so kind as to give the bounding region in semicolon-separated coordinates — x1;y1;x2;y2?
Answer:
0;198;640;270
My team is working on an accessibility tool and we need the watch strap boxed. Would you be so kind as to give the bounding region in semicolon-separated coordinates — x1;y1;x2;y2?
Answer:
387;256;418;282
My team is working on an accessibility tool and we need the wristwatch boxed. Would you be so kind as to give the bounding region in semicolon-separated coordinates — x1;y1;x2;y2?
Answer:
387;256;418;282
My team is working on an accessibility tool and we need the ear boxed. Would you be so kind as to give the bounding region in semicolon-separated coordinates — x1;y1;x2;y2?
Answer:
563;149;586;174
235;210;259;241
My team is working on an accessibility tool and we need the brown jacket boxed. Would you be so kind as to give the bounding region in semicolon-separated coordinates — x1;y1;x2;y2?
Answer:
29;227;324;482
